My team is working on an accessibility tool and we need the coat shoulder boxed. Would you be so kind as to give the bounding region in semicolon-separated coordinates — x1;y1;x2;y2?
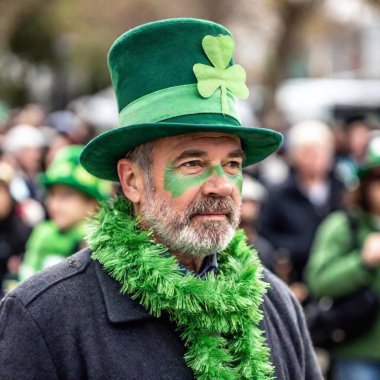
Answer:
5;248;92;308
263;267;292;299
262;268;300;321
262;268;324;379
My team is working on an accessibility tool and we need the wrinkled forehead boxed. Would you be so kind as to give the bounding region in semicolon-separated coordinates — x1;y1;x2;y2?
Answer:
152;132;242;154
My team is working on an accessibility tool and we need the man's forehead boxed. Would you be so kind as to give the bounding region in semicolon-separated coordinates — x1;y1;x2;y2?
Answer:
154;132;242;151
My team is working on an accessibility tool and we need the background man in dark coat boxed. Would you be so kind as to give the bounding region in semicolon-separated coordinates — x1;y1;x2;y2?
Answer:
259;120;345;302
0;18;323;379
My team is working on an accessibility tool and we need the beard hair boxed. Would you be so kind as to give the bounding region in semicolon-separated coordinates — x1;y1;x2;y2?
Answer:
140;192;241;257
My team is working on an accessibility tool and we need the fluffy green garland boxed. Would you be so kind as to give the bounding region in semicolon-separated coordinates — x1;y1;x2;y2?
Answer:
87;197;274;380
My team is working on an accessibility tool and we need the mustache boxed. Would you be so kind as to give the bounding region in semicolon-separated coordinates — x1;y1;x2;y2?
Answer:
184;196;238;221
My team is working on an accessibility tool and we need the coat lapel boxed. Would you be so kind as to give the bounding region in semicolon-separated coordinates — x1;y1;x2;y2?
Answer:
94;259;152;323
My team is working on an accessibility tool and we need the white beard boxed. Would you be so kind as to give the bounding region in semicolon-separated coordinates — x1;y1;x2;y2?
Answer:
140;193;240;257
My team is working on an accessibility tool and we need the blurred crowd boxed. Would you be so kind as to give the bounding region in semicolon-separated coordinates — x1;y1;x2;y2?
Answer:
0;104;113;295
241;114;380;379
1;101;380;379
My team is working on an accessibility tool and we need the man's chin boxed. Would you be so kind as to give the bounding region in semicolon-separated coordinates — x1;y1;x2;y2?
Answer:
152;225;235;257
183;225;236;255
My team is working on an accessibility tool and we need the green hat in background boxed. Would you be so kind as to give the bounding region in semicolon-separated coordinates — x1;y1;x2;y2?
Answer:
357;136;380;178
80;18;282;181
41;145;112;201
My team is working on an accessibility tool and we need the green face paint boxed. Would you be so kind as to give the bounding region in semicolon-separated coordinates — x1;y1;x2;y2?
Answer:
164;163;242;198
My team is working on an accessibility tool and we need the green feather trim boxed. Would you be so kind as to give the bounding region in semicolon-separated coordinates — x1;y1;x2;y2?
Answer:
87;197;274;380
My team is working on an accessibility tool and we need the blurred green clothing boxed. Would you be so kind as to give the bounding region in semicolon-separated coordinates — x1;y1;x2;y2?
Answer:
307;210;380;360
20;221;85;282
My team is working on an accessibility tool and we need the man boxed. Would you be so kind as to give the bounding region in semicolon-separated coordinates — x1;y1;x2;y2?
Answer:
0;162;31;296
0;19;322;379
335;115;372;187
3;124;46;202
258;120;345;301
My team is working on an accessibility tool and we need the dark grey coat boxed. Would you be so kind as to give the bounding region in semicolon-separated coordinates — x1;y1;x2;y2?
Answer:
0;249;323;379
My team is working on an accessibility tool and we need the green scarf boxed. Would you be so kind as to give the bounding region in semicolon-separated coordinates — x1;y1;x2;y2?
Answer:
87;197;274;380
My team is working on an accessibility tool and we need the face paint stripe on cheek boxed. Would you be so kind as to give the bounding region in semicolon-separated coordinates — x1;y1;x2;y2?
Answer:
164;165;212;198
164;163;243;198
214;164;243;194
227;171;243;193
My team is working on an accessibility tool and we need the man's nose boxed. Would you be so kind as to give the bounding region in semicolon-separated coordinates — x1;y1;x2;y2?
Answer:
201;171;233;198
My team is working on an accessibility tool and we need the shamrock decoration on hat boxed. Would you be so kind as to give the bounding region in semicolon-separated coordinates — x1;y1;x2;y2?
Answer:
80;18;282;181
193;35;249;114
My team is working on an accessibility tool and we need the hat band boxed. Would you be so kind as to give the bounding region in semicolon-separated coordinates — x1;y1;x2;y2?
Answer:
118;84;241;127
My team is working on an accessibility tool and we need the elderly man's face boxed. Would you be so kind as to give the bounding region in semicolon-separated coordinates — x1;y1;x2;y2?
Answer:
136;133;243;256
291;143;333;179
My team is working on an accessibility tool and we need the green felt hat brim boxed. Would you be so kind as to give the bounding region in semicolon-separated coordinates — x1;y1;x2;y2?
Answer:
39;175;108;201
80;122;283;181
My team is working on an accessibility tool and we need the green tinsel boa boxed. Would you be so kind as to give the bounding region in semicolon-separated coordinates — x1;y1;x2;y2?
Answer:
87;197;274;380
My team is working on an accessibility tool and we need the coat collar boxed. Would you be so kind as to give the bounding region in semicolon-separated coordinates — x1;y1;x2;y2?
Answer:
94;259;152;323
94;248;218;323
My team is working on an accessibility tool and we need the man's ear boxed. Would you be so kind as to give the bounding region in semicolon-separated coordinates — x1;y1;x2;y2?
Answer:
117;158;144;204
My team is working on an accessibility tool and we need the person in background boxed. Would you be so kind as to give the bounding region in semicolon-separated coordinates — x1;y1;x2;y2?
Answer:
240;174;277;271
307;136;380;380
2;124;46;202
258;120;345;301
44;110;96;166
19;145;111;281
0;162;31;296
12;103;46;128
335;116;372;187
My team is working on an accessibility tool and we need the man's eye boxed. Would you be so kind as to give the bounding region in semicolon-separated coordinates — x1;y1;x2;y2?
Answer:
182;160;202;168
228;161;241;169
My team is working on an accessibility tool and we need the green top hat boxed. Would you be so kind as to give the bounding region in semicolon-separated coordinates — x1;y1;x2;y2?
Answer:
41;145;111;201
80;18;283;181
357;136;380;178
